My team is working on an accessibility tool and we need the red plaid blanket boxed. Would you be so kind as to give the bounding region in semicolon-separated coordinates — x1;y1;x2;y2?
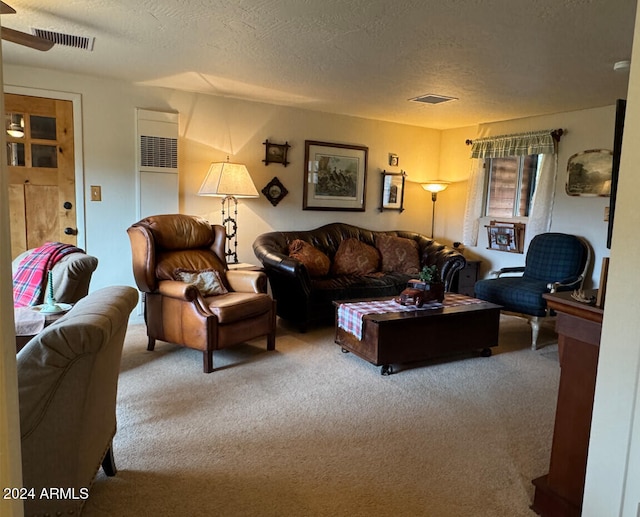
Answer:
13;242;84;307
337;293;485;340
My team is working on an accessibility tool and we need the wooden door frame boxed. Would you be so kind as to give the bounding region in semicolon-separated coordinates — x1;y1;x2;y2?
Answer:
3;85;86;251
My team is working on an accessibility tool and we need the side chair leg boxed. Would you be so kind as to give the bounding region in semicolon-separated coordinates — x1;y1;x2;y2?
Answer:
102;442;117;477
267;331;276;351
529;317;541;351
203;350;214;373
267;302;276;351
147;336;156;351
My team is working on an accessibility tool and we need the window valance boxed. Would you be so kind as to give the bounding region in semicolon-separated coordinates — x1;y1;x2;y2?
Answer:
470;129;558;159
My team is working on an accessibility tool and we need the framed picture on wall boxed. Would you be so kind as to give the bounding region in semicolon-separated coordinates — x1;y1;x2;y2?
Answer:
566;149;613;197
379;170;406;212
303;140;368;211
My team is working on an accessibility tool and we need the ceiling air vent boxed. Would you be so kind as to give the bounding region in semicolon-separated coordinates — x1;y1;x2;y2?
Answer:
31;28;95;51
409;94;458;105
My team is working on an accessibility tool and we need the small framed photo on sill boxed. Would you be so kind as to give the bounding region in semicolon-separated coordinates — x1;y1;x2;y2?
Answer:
485;220;526;253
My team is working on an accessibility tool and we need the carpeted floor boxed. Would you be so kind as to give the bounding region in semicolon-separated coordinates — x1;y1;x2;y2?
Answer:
83;315;560;517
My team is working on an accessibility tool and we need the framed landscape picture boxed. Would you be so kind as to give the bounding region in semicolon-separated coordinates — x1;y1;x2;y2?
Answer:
566;149;613;197
303;140;368;211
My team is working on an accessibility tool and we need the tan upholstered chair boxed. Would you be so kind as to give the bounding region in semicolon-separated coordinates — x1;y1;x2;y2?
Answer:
12;248;98;305
127;214;276;373
17;285;138;517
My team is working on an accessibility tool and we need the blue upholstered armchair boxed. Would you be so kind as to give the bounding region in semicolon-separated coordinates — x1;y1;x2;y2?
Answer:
474;233;591;350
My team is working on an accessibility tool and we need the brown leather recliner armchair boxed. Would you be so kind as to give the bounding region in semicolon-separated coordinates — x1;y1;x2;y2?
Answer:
127;214;276;373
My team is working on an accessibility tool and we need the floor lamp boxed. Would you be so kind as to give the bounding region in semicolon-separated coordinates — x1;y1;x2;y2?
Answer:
421;181;450;238
198;160;259;264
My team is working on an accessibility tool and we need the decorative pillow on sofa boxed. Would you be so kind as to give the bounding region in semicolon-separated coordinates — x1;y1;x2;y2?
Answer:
174;268;229;296
375;234;421;275
289;239;331;277
331;238;380;276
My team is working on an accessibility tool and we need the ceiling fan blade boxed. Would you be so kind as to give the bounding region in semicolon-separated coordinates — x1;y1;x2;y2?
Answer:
0;2;16;15
1;26;53;51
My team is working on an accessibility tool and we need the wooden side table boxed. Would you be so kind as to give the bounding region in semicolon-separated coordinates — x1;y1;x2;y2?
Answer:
15;306;69;352
451;260;481;297
531;290;602;517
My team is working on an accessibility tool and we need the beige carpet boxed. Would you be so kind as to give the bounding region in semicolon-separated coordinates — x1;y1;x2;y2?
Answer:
83;315;560;517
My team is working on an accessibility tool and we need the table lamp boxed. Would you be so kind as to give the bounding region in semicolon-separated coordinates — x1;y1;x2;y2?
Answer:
198;159;259;263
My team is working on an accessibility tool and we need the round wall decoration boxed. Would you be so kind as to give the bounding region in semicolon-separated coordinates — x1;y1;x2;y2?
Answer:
262;177;288;206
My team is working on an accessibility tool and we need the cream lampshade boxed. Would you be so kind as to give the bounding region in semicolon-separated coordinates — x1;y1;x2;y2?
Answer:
198;160;259;263
421;181;451;238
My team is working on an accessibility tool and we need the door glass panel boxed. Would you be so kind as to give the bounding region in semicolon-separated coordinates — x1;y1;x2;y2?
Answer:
6;112;25;138
30;115;56;140
32;144;58;168
7;142;25;166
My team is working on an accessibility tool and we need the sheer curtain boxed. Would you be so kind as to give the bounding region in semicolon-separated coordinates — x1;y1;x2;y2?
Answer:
462;129;559;246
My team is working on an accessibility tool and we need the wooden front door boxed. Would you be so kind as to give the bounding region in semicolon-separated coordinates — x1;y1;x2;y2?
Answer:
5;93;76;259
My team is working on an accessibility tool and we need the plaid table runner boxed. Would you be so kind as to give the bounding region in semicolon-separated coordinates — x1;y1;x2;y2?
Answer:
337;293;486;340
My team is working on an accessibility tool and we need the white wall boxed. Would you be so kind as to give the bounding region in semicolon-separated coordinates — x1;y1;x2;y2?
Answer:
0;55;24;517
440;106;617;287
583;5;640;514
4;65;443;285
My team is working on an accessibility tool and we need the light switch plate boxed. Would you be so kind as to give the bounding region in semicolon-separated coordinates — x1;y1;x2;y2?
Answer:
90;185;102;201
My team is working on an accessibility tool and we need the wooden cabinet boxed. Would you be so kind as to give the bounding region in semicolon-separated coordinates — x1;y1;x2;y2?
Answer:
452;260;480;297
531;290;602;517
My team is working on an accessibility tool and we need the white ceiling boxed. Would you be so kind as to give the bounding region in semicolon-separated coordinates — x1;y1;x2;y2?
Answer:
0;0;636;129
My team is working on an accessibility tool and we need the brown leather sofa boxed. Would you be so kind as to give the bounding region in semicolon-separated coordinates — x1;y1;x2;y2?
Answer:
128;214;276;373
253;222;466;330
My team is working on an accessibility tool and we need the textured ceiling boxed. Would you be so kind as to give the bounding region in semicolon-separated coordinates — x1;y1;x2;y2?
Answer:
0;0;636;129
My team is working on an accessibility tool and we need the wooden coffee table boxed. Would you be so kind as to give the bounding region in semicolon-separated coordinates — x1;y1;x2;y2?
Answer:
334;294;501;375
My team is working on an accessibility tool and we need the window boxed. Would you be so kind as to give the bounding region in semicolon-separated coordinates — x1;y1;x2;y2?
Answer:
484;155;540;218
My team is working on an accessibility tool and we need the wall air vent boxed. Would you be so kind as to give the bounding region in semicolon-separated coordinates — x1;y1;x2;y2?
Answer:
31;28;95;51
409;94;458;105
140;135;178;169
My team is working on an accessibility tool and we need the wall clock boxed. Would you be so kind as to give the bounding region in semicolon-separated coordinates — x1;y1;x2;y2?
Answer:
262;177;288;206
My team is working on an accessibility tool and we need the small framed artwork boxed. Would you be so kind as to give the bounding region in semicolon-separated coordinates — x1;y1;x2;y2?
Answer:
566;149;613;196
379;170;406;212
263;140;290;166
261;177;289;206
303;140;368;211
388;153;399;167
485;221;526;253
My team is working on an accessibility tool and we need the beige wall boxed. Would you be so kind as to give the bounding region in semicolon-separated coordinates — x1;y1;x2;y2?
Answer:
440;107;616;287
0;55;24;517
2;64;618;288
583;4;640;514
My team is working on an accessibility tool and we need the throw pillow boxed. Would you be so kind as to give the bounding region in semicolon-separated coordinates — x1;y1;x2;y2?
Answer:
174;268;228;296
375;234;421;275
288;239;331;277
331;238;380;276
